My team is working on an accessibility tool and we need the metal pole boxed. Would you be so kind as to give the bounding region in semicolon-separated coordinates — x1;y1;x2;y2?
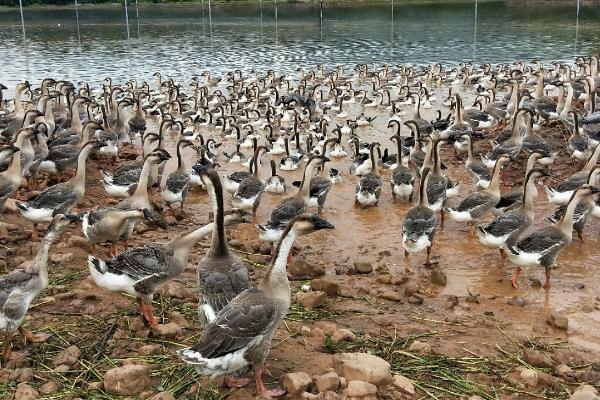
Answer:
472;0;478;60
275;0;278;45
320;0;323;26
135;0;140;37
576;0;580;17
18;0;26;40
260;0;263;43
74;0;81;47
124;0;131;75
208;0;213;45
390;0;393;59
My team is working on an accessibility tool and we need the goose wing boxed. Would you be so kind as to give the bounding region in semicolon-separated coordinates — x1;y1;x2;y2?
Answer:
481;212;526;237
403;206;436;237
269;196;305;226
512;227;566;255
105;245;170;281
198;258;251;317
29;183;77;210
0;269;36;320
455;191;493;212
310;177;331;198
166;171;190;193
184;288;275;359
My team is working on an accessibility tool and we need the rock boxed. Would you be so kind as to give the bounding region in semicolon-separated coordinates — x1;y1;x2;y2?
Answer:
468;397;484;400
377;274;392;284
404;281;420;296
282;372;313;395
380;290;402;302
297;291;327;309
316;371;340;393
290;257;325;278
311;277;339;297
15;383;39;400
53;345;81;367
430;267;447;286
168;311;189;328
555;364;573;378
139;344;162;356
332;353;391;386
300;392;322;400
50;252;74;264
407;294;424;305
354;258;373;274
39;380;59;394
151;392;176;400
338;284;358;298
66;235;89;249
569;385;600;400
408;341;431;354
14;368;33;383
573;283;585;290
547;310;569;330
314;322;337;336
151;323;182;339
332;329;356;344
346;380;377;398
518;368;538;387
392;374;414;396
88;381;104;391
300;325;311;336
103;364;151;395
507;296;526;307
523;349;554;368
53;365;70;373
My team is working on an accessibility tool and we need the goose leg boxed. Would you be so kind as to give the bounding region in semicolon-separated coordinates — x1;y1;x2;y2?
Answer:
511;266;522;289
2;332;13;361
425;245;432;265
542;270;552;290
142;302;159;328
254;365;285;398
19;326;51;343
90;244;97;255
123;240;129;251
110;243;118;257
440;209;445;230
499;248;506;265
577;230;585;243
31;224;39;240
223;376;250;388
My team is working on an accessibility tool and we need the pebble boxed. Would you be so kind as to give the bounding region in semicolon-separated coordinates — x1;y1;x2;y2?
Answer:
337;284;358;298
316;371;340;393
523;348;554;368
346;380;377;398
300;325;311;336
573;283;585;290
407;294;424;305
50;252;74;264
311;277;339;296
103;364;152;395
547;310;569;330
404;281;420;296
167;311;189;328
332;329;356;344
151;392;176;400
507;296;526;307
138;344;163;356
332;352;391;386
66;235;89;249
151;322;183;339
569;385;600;400
376;274;392;284
282;372;313;395
297;291;327;309
408;341;432;354
380;290;402;302
52;345;80;368
430;267;447;286
392;374;415;396
39;380;59;394
518;367;538;387
354;257;373;274
14;383;39;400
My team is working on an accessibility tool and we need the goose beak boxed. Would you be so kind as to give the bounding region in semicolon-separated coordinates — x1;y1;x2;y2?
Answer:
143;208;154;221
591;187;600;195
66;214;81;223
192;163;209;175
311;215;335;230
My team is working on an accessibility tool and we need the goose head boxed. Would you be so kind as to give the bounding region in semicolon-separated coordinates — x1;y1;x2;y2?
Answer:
289;213;335;236
44;213;79;242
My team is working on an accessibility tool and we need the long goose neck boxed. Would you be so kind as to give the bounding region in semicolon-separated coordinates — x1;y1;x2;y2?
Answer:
68;145;93;192
557;194;581;236
418;171;429;207
14;86;24;116
176;143;184;170
370;146;379;176
487;160;504;194
132;157;152;199
32;239;53;277
299;161;318;202
433;142;443;175
207;174;229;257
395;137;402;165
71;100;82;131
520;174;536;213
167;222;215;266
260;228;296;301
583;145;600;171
466;136;475;163
534;74;544;98
5;151;22;182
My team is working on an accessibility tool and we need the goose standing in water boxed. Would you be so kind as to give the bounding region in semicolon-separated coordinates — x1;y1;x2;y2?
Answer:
194;165;251;327
476;168;549;261
355;142;383;206
16;139;105;239
460;133;491;189
1;214;77;361
506;185;599;289
178;214;334;397
389;134;414;202
162;139;196;209
402;167;436;267
88;206;249;328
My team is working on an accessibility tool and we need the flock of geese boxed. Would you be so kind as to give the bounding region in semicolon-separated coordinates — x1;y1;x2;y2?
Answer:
0;55;599;396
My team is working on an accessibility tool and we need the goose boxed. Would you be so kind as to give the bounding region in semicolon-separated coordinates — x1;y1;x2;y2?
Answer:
280;136;302;171
100;132;161;198
355;142;383;206
464;98;497;131
224;144;246;164
522;109;557;165
1;214;77;361
258;155;327;245
264;159;286;194
390;134;414;202
82;208;153;256
460;133;491;189
0;146;21;214
532;72;559;122
426;139;449;226
232;146;268;216
162;139;196;209
482;109;528;169
88;207;249;328
349;138;371;176
476;168;549;259
493;151;544;214
293;161;334;213
547;166;600;243
406;121;426;178
506;185;599;289
27;122;50;189
545;144;600;204
444;155;510;226
128;96;147;136
412;95;434;136
402;167;436;266
16;139;105;239
567;111;590;162
0;128;35;177
193;165;251;326
178;214;334;397
329;168;342;184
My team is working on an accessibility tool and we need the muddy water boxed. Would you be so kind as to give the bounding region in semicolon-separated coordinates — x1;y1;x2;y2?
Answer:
152;83;600;349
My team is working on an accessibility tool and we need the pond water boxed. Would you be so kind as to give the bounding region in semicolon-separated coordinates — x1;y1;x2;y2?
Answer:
0;1;599;91
0;1;600;88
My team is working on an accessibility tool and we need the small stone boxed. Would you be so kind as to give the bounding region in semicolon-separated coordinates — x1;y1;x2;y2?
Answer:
16;368;33;383
66;235;89;249
88;381;104;391
311;277;339;297
139;344;162;356
332;353;391;385
376;274;392;284
354;258;373;274
332;329;356;344
572;283;585;290
151;392;176;400
555;364;573;378
314;322;337;335
168;311;189;328
15;383;39;400
507;296;526;307
151;323;182;339
569;385;600;400
380;290;402;302
103;364;151;395
290;257;326;278
282;372;312;395
518;368;539;387
529;278;543;289
346;380;377;397
547;310;569;330
392;374;414;396
229;239;243;249
53;364;70;373
338;284;358;298
407;294;424;305
300;326;311;336
52;345;81;367
316;371;340;393
297;291;327;309
408;341;432;354
404;281;420;296
300;392;322;400
39;380;59;394
50;252;74;264
468;397;485;400
430;267;447;286
523;349;554;368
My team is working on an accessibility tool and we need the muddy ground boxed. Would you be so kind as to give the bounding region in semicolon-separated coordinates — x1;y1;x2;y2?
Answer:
1;100;600;400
